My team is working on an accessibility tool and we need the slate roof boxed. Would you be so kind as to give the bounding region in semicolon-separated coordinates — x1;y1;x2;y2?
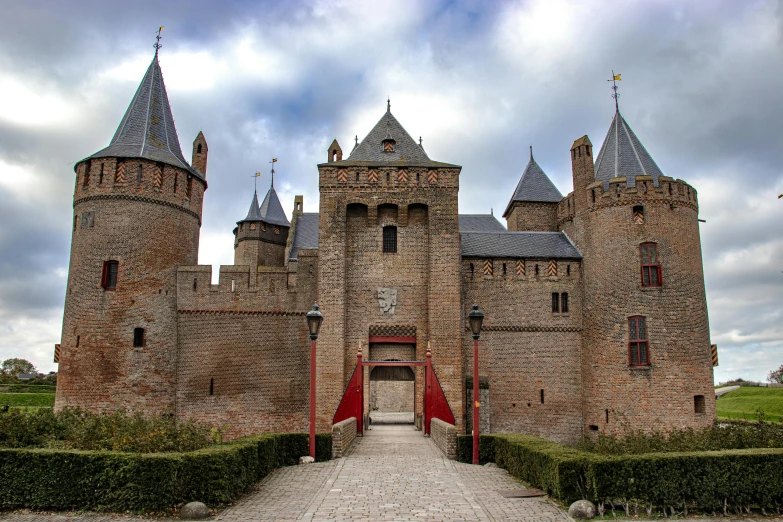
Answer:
81;54;201;178
594;109;665;188
288;213;320;260
458;214;507;232
461;231;582;259
330;106;459;168
241;191;263;221
502;155;563;217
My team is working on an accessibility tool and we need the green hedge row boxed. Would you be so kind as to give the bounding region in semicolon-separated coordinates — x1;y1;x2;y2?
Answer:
0;432;331;512
457;435;783;511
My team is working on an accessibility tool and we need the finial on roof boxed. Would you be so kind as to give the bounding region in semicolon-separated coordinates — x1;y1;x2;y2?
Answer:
269;158;278;188
252;171;261;191
154;26;164;56
387;96;390;113
491;207;494;216
530;145;533;161
355;135;358;147
419;136;423;147
608;70;621;112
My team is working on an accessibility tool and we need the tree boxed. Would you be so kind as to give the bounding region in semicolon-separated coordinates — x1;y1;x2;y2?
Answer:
1;358;37;376
768;364;783;384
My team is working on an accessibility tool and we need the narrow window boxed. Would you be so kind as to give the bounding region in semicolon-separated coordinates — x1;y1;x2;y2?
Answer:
75;335;80;347
101;260;119;290
73;216;78;232
98;163;104;184
386;172;390;183
193;278;197;291
209;378;214;396
231;279;236;292
356;172;359;182
82;163;90;187
640;243;662;287
561;292;569;313
137;164;143;183
668;183;673;196
605;409;609;423
540;389;545;404
694;395;705;414
197;144;202;154
591;190;595;204
535;264;539;276
383;226;397;253
567;264;571;276
470;263;474;278
186;176;193;197
628;316;649;366
551;292;559;313
133;328;144;347
416;173;420;183
174;172;178;192
502;263;507;276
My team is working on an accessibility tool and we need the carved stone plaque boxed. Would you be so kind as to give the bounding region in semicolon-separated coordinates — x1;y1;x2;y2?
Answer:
377;287;397;315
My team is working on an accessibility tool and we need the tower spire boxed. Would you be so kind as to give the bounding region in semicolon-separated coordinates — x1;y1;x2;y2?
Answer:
387;96;390;113
608;70;621;112
154;26;164;56
270;158;278;188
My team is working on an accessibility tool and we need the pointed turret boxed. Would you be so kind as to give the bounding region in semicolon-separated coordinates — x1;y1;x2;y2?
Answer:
503;149;563;232
192;131;208;176
233;180;291;267
240;191;263;222
594;109;664;188
83;54;202;179
258;185;290;227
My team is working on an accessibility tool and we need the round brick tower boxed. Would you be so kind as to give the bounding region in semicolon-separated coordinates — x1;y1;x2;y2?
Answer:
55;51;207;413
567;108;715;434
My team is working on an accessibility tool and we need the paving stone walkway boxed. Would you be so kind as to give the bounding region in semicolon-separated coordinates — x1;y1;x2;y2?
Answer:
216;424;572;521
0;425;572;522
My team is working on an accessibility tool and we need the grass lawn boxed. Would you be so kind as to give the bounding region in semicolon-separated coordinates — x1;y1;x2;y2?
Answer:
0;393;55;408
716;387;783;422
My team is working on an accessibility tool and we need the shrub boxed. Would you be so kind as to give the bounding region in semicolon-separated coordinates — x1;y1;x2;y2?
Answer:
0;432;332;512
0;407;218;452
457;433;783;513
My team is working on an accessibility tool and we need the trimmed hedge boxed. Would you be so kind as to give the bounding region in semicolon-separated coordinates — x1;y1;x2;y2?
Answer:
457;434;783;512
0;432;331;512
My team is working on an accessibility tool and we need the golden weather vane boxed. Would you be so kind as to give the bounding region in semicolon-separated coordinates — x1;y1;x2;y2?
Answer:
608;70;622;111
154;26;164;55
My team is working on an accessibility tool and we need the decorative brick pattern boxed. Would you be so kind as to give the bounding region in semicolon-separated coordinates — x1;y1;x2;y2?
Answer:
427;169;438;183
483;258;493;276
337;169;347;182
516;259;526;276
397;168;408;183
547;259;557;276
367;169;378;183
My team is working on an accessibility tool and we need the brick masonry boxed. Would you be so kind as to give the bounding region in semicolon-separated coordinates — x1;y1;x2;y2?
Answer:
57;97;716;444
431;417;457;459
331;417;357;458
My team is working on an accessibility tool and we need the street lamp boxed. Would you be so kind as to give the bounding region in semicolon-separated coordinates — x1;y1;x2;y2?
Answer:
468;303;484;465
306;303;323;459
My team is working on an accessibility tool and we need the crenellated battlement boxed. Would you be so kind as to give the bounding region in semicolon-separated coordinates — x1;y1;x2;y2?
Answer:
176;264;297;313
73;158;206;224
558;176;698;225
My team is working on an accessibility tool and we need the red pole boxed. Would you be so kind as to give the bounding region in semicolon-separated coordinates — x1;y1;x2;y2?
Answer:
309;338;317;459
472;338;479;465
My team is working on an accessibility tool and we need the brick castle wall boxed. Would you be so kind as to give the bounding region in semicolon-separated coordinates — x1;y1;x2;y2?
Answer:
506;202;558;232
56;158;205;414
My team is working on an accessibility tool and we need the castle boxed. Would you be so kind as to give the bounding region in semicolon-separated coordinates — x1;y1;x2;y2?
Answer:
55;50;716;444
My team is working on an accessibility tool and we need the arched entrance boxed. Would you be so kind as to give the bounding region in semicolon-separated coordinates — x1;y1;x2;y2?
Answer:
369;361;416;425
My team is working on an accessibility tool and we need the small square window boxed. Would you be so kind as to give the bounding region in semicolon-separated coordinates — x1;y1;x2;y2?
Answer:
694;395;706;414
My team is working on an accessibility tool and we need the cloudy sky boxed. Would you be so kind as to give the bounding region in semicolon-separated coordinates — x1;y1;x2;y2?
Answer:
0;0;781;383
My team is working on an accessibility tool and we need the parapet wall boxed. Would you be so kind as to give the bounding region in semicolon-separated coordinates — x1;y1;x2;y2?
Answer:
559;176;698;225
431;418;457;459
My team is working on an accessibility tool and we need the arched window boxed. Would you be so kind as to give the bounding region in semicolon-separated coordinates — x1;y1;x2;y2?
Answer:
628;316;649;366
640;243;662;286
197;144;203;154
383;226;397;253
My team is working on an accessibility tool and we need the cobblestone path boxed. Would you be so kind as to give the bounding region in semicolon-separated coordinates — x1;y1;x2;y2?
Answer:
216;424;572;521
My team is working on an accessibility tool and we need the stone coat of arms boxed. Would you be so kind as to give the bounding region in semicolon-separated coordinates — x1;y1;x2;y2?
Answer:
377;288;397;315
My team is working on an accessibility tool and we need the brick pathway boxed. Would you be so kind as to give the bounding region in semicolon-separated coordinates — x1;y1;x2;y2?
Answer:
216;424;572;521
0;425;572;521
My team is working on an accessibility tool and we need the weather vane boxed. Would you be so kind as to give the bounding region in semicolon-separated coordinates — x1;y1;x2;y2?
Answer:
252;171;261;192
608;70;621;111
270;158;278;188
154;26;164;55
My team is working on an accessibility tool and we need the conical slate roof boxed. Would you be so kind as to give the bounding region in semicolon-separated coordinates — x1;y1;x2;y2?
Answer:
338;105;458;167
241;191;263;221
238;184;290;227
502;154;563;217
82;54;201;178
258;185;290;227
594;109;664;188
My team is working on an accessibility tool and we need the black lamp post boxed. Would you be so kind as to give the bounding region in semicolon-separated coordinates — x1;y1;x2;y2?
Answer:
468;303;484;465
306;303;323;459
